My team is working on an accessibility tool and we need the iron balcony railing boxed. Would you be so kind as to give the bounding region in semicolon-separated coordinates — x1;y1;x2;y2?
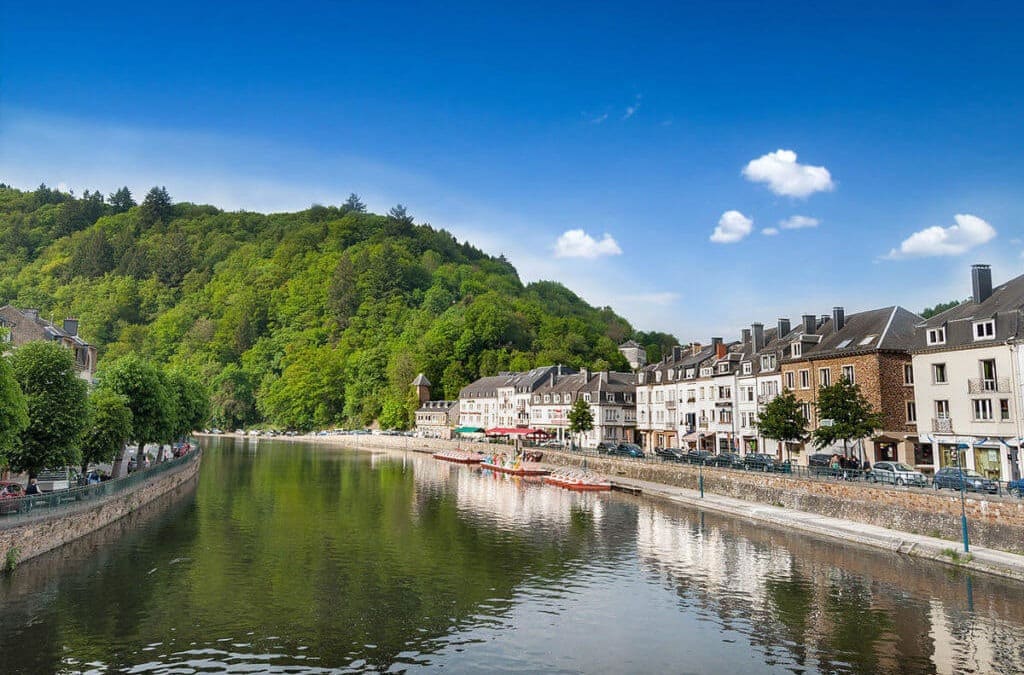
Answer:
968;378;1011;394
665;400;677;410
932;417;953;433
0;448;200;527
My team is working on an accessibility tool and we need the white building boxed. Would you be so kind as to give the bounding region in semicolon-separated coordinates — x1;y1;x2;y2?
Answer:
912;264;1024;481
531;369;637;447
637;344;717;451
735;321;788;457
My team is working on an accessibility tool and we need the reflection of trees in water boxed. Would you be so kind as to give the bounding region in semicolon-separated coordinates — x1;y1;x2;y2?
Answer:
633;500;1024;674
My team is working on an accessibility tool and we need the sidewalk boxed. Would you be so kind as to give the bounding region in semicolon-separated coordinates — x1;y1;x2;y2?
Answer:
611;474;1024;582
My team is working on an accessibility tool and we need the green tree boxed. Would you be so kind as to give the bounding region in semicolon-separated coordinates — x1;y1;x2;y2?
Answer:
165;369;210;438
139;186;173;227
80;388;133;476
108;186;136;213
8;342;88;478
100;355;171;473
920;299;964;319
0;356;28;476
756;389;808;462
812;377;884;458
342;193;366;213
567;396;594;450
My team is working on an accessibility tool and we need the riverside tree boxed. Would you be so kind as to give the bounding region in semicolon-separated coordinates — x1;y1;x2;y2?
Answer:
164;369;209;448
80;388;133;477
9;341;88;478
812;377;884;459
100;355;171;473
756;390;808;462
567;396;593;450
0;355;28;477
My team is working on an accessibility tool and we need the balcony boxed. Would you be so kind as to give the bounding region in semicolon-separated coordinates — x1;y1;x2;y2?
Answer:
932;417;953;433
687;397;696;403
698;419;709;429
665;400;677;410
968;378;1011;394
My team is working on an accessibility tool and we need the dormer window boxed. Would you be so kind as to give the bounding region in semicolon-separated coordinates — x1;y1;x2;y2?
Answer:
742;362;752;375
606;392;614;403
974;319;995;341
686;368;695;378
792;342;802;357
760;354;776;371
655;371;662;383
543;394;551;403
700;367;713;377
927;327;946;345
717;363;729;374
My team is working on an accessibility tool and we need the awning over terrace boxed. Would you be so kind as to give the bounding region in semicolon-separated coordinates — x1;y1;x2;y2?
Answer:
484;427;552;438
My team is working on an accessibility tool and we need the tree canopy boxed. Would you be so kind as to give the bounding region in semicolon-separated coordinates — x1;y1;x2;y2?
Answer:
812;377;884;455
80;388;133;474
756;390;807;458
567;397;594;448
0;356;28;472
0;183;641;430
920;299;964;319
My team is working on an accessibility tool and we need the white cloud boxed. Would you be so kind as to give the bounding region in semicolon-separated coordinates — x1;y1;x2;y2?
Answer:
554;229;623;258
710;210;753;244
761;227;779;236
779;215;819;229
884;214;996;259
742;149;834;198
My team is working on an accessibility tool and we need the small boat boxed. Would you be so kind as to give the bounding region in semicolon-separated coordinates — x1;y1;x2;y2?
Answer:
480;461;551;477
433;449;484;464
545;467;612;491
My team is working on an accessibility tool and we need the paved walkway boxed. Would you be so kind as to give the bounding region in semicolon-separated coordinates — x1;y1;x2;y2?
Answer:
611;474;1024;582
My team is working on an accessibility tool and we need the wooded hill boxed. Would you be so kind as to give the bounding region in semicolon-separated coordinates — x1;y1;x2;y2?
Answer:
0;184;672;430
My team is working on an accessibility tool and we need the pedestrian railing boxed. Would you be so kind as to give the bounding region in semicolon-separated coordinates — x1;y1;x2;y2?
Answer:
0;448;200;527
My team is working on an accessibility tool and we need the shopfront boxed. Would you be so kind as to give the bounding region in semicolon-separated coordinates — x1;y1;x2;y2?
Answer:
973;444;1002;480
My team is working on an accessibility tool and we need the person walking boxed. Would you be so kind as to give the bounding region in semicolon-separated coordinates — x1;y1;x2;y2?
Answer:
25;478;40;495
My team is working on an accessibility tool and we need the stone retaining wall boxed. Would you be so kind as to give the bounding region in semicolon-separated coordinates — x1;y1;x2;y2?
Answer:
0;451;201;569
289;434;1024;553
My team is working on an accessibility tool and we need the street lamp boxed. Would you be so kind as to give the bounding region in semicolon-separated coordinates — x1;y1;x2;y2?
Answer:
956;442;971;553
697;433;705;498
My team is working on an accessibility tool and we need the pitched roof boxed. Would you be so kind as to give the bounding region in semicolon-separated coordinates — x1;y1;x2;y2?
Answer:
914;271;1024;351
783;306;921;361
411;373;431;387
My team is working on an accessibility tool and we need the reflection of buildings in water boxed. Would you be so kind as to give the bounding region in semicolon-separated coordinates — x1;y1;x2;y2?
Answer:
929;600;1024;675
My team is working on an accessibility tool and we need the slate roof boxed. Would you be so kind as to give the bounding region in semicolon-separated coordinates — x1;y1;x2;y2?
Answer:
411;373;431;387
913;271;1024;352
781;306;921;362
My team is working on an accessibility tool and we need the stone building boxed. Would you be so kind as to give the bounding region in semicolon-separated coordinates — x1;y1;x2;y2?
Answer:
618;339;647;370
0;305;97;382
411;373;460;438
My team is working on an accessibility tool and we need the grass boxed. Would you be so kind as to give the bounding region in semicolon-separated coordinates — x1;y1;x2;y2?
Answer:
3;547;19;575
940;548;974;565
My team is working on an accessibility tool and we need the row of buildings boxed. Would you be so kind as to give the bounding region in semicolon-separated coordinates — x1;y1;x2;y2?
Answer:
415;264;1024;481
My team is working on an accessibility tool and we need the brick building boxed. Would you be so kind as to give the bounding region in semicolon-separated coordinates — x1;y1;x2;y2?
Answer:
0;305;97;382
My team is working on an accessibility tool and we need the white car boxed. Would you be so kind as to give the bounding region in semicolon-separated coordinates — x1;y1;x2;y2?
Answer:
870;461;927;487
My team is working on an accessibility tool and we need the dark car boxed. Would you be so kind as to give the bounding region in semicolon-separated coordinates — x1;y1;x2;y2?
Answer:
933;467;999;494
708;452;744;468
808;453;840;476
743;453;777;472
607;443;645;459
684;450;714;465
1008;478;1024;498
654;446;685;462
595;441;618;455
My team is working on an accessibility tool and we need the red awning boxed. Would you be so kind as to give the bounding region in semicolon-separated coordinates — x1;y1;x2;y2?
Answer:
485;427;552;438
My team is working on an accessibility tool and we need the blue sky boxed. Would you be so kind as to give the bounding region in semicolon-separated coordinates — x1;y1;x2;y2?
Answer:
2;1;1023;340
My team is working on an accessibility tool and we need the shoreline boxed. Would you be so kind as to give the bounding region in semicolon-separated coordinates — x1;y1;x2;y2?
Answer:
202;432;1024;582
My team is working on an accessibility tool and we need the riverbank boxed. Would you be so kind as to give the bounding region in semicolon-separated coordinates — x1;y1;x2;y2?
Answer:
222;432;1024;581
0;449;201;569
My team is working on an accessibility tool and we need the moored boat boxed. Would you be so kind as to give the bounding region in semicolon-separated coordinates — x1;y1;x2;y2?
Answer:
433;449;484;464
480;461;550;476
545;467;612;491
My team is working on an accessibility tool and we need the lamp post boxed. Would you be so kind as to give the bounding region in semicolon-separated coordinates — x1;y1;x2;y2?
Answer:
698;433;705;498
956;442;970;553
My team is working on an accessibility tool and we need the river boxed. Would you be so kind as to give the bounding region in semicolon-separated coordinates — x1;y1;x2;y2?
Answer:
1;436;1023;673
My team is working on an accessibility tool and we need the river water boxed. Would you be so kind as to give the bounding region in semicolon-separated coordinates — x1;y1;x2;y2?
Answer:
2;436;1024;674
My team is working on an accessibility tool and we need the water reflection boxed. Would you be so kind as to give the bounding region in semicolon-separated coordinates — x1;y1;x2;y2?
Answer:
0;437;1023;673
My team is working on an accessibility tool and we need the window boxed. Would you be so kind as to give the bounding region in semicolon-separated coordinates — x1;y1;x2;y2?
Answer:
932;363;947;384
685;368;695;378
785;372;795;389
742;362;752;375
655;371;662;383
717;363;729;373
974;319;995;341
744;386;755;402
979;359;997;390
858;335;877;346
904;364;914;385
935;400;950;419
760;354;777;371
625;393;633;403
606;392;615;403
973;399;993;421
583;393;591;403
792;342;802;357
718;386;731;399
543;394;550;403
719;409;732;424
800;403;811;421
927;327;946;345
799;370;810;389
533;395;540;403
842;365;855;383
836;339;853;349
906;401;917;423
638;391;646;403
1001;399;1010;421
819;368;831;387
700;367;713;377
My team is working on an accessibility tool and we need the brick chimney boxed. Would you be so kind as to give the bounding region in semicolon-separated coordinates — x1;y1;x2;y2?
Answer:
712;337;725;358
691;342;702;356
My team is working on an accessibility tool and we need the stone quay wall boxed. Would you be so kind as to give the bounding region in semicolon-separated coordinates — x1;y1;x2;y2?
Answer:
292;434;1024;553
0;451;201;567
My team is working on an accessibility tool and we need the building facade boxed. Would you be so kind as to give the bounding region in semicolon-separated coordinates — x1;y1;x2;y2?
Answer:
530;369;636;447
0;305;97;382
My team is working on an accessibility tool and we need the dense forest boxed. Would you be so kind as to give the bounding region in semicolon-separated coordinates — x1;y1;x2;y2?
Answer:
0;184;672;431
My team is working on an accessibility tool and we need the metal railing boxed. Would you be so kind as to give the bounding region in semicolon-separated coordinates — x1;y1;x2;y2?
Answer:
968;378;1011;394
0;448;200;526
932;417;953;433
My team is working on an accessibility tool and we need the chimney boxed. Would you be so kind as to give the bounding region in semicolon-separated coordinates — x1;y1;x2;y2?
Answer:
672;345;681;361
741;328;751;345
580;367;589;381
712;337;725;358
24;308;39;320
972;264;993;304
600;371;607;383
778;318;791;338
832;307;845;331
802;314;816;335
63;318;79;336
691;342;701;356
752;323;765;352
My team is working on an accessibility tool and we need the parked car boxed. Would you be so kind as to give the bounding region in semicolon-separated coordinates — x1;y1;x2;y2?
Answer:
743;453;777;472
654;446;685;462
708;452;744;468
595;441;618;455
540;440;564;449
870;461;927;487
0;481;25;514
684;450;714;465
607;443;645;458
1008;478;1024;498
808;453;840;476
933;467;999;494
